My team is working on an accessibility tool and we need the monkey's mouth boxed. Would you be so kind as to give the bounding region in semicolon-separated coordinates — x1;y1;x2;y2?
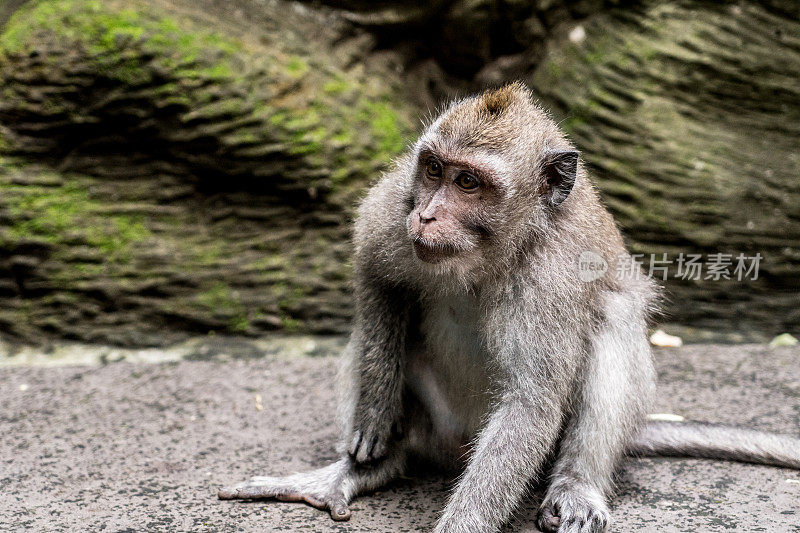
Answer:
412;237;461;264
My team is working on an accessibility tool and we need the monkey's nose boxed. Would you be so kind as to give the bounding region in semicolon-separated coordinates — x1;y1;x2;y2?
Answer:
419;213;436;224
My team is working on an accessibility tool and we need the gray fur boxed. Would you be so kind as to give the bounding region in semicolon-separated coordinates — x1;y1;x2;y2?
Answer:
218;83;800;532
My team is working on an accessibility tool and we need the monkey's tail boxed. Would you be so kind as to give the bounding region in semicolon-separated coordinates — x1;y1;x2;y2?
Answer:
628;420;800;470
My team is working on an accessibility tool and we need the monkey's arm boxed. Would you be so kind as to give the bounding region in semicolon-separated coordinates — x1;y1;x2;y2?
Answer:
346;275;409;464
434;380;565;533
434;294;573;533
537;292;654;533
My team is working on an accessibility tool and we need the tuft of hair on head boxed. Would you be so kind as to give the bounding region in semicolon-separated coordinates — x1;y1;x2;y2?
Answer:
478;81;529;117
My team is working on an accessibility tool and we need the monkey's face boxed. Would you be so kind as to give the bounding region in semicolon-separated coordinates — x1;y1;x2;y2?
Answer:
404;83;581;273
406;150;502;265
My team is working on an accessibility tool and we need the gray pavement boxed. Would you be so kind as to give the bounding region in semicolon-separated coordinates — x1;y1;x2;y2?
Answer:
1;338;799;532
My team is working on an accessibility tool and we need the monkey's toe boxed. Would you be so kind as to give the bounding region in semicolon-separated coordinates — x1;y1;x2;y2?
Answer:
217;487;237;500
330;500;352;521
217;481;280;500
217;477;351;521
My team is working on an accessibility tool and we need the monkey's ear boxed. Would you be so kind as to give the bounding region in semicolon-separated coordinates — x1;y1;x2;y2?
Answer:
542;150;579;207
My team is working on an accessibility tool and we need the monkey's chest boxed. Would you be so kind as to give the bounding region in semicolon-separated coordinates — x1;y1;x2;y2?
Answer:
415;296;493;434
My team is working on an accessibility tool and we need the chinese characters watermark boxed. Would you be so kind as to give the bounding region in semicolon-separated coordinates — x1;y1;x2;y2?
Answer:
578;251;762;282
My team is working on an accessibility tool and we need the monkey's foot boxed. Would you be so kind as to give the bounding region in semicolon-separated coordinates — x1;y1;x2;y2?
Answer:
218;464;352;521
536;485;610;533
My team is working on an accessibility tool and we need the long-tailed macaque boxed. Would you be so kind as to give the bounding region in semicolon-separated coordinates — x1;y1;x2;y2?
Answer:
219;82;800;533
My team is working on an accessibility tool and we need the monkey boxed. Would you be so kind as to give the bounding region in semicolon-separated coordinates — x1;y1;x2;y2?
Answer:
218;82;800;533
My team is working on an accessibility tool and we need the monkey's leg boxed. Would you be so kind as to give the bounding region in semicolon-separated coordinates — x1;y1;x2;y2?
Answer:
537;293;654;533
217;453;405;521
217;389;443;521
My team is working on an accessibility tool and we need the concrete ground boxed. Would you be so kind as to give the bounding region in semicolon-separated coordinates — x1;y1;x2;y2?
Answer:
1;337;799;532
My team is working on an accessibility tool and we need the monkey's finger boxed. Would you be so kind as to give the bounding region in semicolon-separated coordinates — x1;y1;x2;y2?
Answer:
330;499;351;521
355;434;378;463
348;430;362;457
370;436;388;461
537;506;561;532
582;515;606;533
560;517;585;533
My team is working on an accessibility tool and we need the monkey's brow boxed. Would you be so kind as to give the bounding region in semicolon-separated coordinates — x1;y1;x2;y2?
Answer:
418;148;503;181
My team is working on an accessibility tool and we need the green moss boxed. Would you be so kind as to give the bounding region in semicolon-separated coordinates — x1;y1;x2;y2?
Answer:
283;108;321;131
359;99;406;156
93;216;150;256
0;0;415;198
0;0;417;342
0;164;152;261
231;315;250;332
548;62;562;78
330;130;353;145
288;125;327;156
71;263;106;276
560;116;585;135
174;61;234;81
182;241;224;268
280;315;301;332
286;56;309;77
323;76;349;95
249;255;288;271
0;0;242;83
194;282;250;331
268;110;289;126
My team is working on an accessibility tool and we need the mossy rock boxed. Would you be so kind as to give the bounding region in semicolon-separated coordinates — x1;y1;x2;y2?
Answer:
0;0;414;203
0;0;416;344
2;0;799;344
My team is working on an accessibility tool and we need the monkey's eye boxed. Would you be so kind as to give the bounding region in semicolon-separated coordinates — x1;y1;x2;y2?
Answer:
425;158;442;178
455;172;479;191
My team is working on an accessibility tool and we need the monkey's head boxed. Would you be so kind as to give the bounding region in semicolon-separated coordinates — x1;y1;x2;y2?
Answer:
406;82;579;273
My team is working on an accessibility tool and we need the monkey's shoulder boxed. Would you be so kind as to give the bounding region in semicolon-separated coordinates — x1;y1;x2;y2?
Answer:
355;167;411;233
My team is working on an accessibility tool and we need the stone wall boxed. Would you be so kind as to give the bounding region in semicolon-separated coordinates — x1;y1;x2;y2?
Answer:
1;0;798;344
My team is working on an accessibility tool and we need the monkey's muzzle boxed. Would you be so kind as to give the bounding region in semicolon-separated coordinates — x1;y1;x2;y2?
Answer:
412;237;459;264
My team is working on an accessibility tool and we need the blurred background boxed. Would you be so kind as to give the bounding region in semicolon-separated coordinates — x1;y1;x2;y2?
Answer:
0;0;798;346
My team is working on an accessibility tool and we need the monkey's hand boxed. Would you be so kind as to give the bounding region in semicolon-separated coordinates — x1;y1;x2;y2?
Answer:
347;411;400;464
537;484;610;533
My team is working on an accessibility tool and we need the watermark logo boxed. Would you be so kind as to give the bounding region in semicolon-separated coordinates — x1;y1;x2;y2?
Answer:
577;250;608;282
577;250;763;283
